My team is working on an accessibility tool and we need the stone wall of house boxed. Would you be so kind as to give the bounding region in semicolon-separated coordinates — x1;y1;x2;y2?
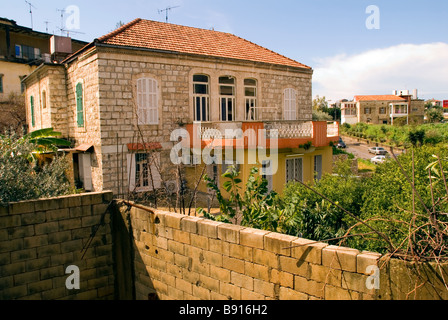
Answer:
0;192;115;300
92;47;313;196
358;100;425;125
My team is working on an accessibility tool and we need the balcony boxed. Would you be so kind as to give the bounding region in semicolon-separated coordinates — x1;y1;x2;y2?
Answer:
390;104;409;117
185;121;339;149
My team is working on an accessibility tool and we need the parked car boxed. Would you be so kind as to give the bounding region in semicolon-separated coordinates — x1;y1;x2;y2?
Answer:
368;147;388;155
371;155;388;165
336;138;347;149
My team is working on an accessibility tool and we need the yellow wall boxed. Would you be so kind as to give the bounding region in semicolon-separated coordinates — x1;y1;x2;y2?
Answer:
0;60;36;100
185;146;334;197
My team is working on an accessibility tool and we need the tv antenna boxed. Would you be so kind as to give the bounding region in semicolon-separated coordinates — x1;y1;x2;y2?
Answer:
158;6;180;23
44;20;50;33
25;1;37;29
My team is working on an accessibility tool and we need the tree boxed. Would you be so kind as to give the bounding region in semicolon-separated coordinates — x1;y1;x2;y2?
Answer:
0;132;72;204
0;93;26;135
426;107;444;123
312;95;328;111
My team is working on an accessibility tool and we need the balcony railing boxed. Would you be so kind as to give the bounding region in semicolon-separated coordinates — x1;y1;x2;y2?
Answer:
186;121;339;148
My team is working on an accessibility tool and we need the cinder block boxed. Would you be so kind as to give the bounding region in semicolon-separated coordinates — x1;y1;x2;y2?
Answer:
10;248;37;262
220;282;241;300
0;215;21;228
34;199;60;212
176;278;193;295
12;270;40;286
291;238;328;265
197;220;222;239
35;221;59;235
342;271;375;294
193;285;211;300
8;225;35;239
244;262;270;282
322;246;359;272
218;224;245;244
27;279;53;295
294;276;325;299
223;256;245;274
36;244;61;258
172;229;191;245
264;233;297;256
8;201;35;215
357;252;382;275
308;264;343;287
241;288;265;300
254;279;275;298
199;274;220;293
278;286;308;300
181;216;203;234
40;265;64;280
228;243;253;261
163;212;184;230
210;265;231;283
271;269;294;288
21;211;46;226
240;228;271;249
324;284;361;300
0;238;23;252
190;234;209;250
230;271;254;291
253;249;279;269
279;256;309;278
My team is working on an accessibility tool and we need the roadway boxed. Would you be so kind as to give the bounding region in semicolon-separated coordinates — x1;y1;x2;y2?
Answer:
340;135;404;161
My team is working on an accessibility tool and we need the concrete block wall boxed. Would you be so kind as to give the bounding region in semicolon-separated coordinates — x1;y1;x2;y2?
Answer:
0;192;115;300
128;206;383;300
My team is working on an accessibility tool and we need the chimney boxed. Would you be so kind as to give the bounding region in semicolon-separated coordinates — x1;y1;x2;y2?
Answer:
413;89;418;100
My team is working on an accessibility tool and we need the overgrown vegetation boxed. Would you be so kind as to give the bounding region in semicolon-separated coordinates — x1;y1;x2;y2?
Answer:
202;145;448;262
0;129;72;205
342;122;448;148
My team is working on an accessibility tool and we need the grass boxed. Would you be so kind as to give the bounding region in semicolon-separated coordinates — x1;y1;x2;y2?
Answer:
358;158;376;173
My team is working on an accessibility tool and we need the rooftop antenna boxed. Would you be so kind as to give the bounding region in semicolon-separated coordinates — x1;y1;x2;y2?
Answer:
25;0;37;29
158;6;180;23
44;20;50;33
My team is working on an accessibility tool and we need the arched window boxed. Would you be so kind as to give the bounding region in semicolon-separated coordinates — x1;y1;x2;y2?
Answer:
137;78;158;125
284;88;297;121
219;76;235;121
245;79;258;121
193;74;210;122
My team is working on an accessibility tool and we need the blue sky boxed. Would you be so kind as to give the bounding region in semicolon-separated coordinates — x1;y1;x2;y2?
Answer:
2;0;448;101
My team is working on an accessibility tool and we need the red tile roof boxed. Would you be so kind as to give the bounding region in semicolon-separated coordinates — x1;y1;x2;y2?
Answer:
92;18;310;69
354;95;408;102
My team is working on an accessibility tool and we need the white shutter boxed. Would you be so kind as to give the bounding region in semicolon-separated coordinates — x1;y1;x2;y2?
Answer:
137;78;158;125
284;88;297;121
79;153;93;191
127;154;136;192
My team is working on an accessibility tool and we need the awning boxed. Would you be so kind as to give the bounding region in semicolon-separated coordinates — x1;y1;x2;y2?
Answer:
75;144;94;152
127;143;163;151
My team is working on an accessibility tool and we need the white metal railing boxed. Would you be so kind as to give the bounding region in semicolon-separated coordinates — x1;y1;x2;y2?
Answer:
264;121;313;139
327;122;339;137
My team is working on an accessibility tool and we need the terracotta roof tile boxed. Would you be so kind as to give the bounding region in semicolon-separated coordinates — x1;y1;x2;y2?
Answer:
95;18;310;69
354;95;408;102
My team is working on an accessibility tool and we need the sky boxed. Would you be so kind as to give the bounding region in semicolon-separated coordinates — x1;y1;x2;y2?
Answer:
1;0;447;102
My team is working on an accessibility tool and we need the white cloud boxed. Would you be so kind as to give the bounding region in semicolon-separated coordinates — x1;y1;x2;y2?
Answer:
312;42;448;101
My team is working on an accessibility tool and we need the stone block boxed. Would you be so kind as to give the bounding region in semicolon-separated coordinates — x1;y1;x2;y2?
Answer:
223;256;245;274
322;246;359;272
197;220;222;239
264;233;297;256
240;228;271;249
291;238;328;265
218;224;245;244
357;252;382;275
278;287;308;300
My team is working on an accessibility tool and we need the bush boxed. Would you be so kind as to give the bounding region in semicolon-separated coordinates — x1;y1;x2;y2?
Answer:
0;134;72;204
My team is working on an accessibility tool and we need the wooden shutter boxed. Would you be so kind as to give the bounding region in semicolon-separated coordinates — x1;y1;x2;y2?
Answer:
78;153;93;191
284;88;297;121
76;83;84;127
137;78;158;125
30;96;35;127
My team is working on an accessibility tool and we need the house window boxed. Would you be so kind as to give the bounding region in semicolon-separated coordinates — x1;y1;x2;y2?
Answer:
219;76;235;121
314;155;323;181
193;74;210;122
41;90;47;109
286;158;303;183
30;95;35;127
284;88;297;120
127;153;162;192
76;82;84;127
245;79;258;121
364;108;371;115
379;107;386;114
137;78;158;125
262;160;274;192
0;74;3;93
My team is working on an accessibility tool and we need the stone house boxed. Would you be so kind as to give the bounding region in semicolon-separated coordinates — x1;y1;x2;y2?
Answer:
341;91;425;126
23;18;339;201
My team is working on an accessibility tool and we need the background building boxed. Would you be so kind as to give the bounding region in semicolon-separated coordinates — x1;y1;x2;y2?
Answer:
341;89;425;126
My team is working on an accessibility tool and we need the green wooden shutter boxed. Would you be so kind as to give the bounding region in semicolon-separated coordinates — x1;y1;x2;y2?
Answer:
76;83;84;127
30;96;35;127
